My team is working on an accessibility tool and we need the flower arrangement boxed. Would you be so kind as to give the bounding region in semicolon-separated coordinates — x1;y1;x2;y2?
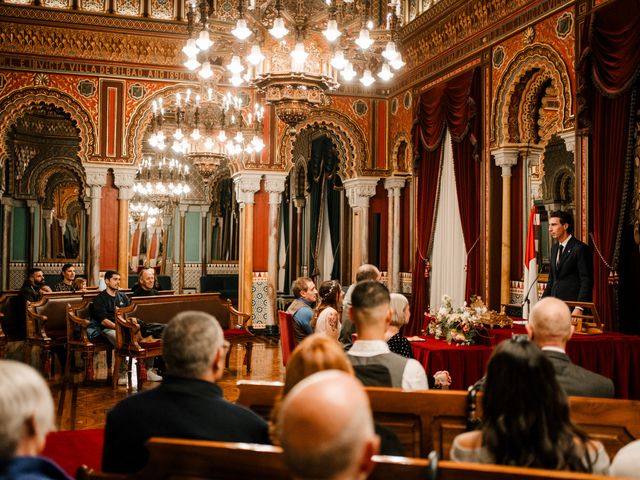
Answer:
427;294;487;345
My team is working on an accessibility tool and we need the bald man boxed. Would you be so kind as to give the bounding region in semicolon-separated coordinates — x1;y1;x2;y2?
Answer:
278;370;380;480
527;297;614;398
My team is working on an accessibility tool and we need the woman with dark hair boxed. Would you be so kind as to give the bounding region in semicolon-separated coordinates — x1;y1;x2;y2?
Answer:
450;338;609;473
52;264;76;292
311;280;343;341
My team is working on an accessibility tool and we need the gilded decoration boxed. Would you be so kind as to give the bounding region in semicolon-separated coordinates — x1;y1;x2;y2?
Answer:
403;91;412;109
0;86;97;168
34;73;50;87
491;44;573;147
80;0;106;11
151;0;174;19
390;132;413;174
353;100;368;117
115;0;141;16
0;22;183;67
391;97;399;115
493;46;505;69
128;83;146;101
556;11;573;39
0;74;6;93
523;27;536;45
77;79;97;98
42;0;70;8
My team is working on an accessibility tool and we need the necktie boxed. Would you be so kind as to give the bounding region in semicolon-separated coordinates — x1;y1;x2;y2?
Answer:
557;245;564;268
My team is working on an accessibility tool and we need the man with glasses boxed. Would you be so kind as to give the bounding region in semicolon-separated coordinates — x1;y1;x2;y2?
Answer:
102;311;269;473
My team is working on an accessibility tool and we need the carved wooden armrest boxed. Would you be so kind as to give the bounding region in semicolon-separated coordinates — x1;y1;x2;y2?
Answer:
67;306;91;343
26;302;49;340
226;300;252;333
114;308;142;351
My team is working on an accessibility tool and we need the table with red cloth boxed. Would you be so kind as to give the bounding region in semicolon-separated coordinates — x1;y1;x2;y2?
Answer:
410;326;640;399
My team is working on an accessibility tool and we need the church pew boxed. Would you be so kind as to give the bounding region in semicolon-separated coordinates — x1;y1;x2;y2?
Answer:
75;437;618;480
113;293;252;388
236;380;640;460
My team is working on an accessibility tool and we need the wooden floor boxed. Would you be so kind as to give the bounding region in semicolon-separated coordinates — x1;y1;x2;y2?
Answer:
45;336;284;431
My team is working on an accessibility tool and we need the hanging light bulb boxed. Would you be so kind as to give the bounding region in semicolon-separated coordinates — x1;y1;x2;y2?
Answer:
341;62;356;81
323;19;342;42
230;74;244;86
246;44;265;65
390;54;405;70
217;130;227;142
195;29;213;51
190;128;201;141
360;68;375;87
377;63;393;81
199;61;213;79
227;55;245;74
366;19;374;30
355;28;374;50
251;135;265;152
231;18;252;40
331;50;348;70
204;137;214;151
381;41;399;61
269;16;289;39
182;38;200;57
173;128;183;140
184;56;201;71
290;41;308;72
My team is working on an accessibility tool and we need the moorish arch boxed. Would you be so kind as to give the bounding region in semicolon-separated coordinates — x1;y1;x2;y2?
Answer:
23;156;87;202
0;87;96;169
491;43;573;149
390;131;413;173
279;108;369;179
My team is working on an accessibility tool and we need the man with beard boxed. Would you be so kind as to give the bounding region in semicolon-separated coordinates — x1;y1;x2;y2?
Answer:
7;268;52;339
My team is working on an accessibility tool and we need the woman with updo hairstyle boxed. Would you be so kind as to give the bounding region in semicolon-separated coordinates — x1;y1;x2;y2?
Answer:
450;338;609;473
270;334;404;456
310;280;343;341
385;293;413;358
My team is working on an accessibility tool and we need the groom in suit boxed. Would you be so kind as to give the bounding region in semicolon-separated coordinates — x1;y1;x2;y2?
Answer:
542;211;592;316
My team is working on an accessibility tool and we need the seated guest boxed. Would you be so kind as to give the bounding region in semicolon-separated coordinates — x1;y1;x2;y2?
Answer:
8;268;52;339
347;281;427;390
385;293;413;358
450;338;609;473
312;280;343;342
527;297;614;398
277;370;379;480
610;440;640;477
52;263;76;292
73;277;87;292
285;277;318;344
0;360;71;480
340;264;381;351
102;311;269;474
131;268;159;297
88;270;161;385
271;334;403;456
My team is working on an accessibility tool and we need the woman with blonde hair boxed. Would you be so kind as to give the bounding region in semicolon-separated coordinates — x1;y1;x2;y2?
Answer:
272;334;403;456
384;293;413;358
311;280;343;341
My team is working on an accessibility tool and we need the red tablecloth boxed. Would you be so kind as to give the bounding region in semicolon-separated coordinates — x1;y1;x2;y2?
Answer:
411;328;640;399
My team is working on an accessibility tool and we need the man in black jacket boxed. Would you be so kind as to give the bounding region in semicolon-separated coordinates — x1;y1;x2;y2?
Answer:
131;268;159;297
527;297;614;398
102;310;269;473
7;268;51;339
542;211;592;316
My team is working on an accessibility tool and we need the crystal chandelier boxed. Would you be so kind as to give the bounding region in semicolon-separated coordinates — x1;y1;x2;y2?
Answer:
133;155;192;207
129;201;161;226
146;76;265;180
182;0;405;131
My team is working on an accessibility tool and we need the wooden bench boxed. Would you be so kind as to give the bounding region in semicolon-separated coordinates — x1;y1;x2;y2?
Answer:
76;437;619;480
113;293;252;388
236;381;640;461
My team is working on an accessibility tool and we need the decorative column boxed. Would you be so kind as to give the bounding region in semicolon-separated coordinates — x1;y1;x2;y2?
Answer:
291;196;306;281
1;198;13;291
26;200;38;268
343;177;379;282
492;146;519;306
384;177;406;292
42;209;53;259
178;203;189;293
113;167;137;287
201;206;209;278
161;211;173;276
85;167;106;287
233;172;262;317
265;173;287;322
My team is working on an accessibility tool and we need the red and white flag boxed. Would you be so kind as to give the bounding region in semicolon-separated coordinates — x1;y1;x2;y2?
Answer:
523;206;538;320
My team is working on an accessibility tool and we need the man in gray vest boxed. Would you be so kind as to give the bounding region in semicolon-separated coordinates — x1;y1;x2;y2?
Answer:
286;277;318;344
339;264;382;351
347;281;428;390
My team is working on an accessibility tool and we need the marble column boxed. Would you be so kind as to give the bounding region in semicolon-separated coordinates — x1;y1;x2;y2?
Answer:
201;206;209;278
492;146;519;306
384;177;406;292
27;200;38;268
291;196;306;281
265;173;287;322
343;177;379;282
85;167;106;287
178;203;189;293
42;209;53;259
113;167;137;287
233;172;262;318
161;212;173;276
1;198;13;291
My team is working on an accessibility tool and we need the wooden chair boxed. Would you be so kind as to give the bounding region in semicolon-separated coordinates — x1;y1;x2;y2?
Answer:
277;310;295;366
65;299;113;384
76;437;618;480
566;301;606;333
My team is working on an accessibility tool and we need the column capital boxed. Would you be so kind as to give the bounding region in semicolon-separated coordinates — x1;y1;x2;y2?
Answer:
264;173;288;205
26;199;39;212
232;172;262;205
200;205;210;217
84;165;108;187
111;166;138;200
343;177;379;209
522;145;544;167
558;130;576;154
384;176;406;192
117;186;135;201
178;203;189;216
491;146;520;176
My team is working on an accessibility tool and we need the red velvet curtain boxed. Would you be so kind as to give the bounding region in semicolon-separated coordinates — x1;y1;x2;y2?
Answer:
408;68;480;335
582;0;640;329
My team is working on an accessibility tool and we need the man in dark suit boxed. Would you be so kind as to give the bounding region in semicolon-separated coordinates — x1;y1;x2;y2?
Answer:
542;211;592;317
527;297;614;398
102;311;269;473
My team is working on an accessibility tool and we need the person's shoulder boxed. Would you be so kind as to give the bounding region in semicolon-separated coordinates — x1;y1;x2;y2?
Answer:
453;430;483;451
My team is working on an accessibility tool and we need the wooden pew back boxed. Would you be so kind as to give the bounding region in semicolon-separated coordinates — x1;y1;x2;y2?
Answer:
76;438;617;480
236;381;640;460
